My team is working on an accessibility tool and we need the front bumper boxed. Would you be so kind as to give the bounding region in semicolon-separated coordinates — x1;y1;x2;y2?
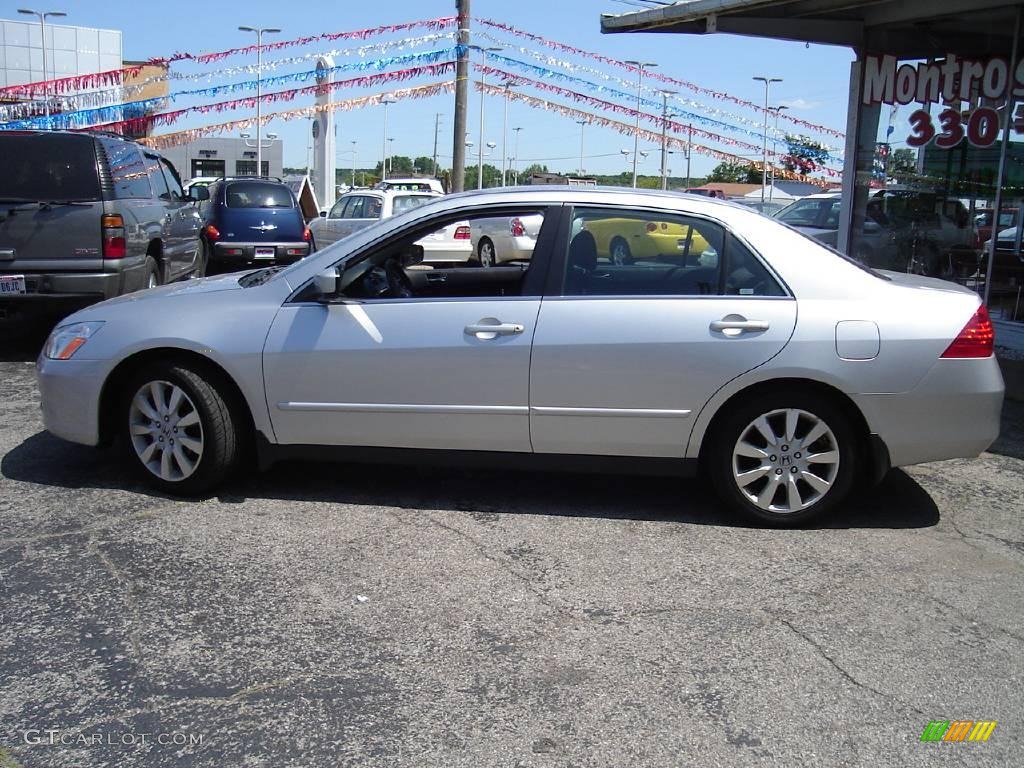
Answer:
36;355;110;446
211;242;311;264
853;356;1005;468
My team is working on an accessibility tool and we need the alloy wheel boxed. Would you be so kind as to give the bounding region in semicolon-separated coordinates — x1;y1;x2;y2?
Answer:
479;240;495;268
731;408;840;514
611;240;630;265
128;380;204;482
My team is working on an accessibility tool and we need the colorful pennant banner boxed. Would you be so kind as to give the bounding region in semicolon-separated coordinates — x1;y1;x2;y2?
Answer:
0;16;457;100
139;81;455;150
475;17;845;140
480;82;833;187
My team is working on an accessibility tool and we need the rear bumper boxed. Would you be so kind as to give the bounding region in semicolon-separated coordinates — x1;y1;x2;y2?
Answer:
852;356;1005;467
211;242;310;264
0;269;139;318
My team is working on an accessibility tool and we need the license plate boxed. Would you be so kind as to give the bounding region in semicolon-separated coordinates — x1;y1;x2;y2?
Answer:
0;275;26;295
254;247;275;259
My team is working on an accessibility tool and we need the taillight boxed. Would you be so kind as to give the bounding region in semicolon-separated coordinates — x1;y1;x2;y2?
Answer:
303;227;312;242
645;222;658;233
101;213;126;259
454;225;471;240
941;304;994;359
510;218;525;237
204;224;221;241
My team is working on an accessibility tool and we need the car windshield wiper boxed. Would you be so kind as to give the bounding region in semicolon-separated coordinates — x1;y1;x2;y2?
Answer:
0;197;36;204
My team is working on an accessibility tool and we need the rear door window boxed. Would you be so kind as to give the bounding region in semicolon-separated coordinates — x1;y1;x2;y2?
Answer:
0;133;100;201
225;181;293;208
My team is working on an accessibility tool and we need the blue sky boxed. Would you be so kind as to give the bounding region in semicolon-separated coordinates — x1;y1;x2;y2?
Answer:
4;0;856;177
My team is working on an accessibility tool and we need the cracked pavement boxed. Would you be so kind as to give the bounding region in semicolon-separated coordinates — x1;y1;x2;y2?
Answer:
1;330;1022;767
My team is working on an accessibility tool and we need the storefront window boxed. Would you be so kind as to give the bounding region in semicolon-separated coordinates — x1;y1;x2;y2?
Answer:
848;7;1024;322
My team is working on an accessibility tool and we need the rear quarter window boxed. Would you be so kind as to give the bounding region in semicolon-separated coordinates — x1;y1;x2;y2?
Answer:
0;133;101;201
103;141;153;199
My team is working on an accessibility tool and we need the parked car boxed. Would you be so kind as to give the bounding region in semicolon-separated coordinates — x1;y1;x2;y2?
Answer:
773;192;900;269
471;214;544;267
197;178;313;271
36;188;1003;526
583;216;712;265
183;176;220;195
975;207;1019;246
737;199;788;217
311;188;472;263
0;130;204;322
375;177;445;194
685;188;727;199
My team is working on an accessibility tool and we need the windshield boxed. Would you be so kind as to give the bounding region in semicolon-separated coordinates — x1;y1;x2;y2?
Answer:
392;195;436;215
225;181;293;208
0;133;101;202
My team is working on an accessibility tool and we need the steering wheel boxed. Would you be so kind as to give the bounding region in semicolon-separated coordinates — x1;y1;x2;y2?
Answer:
384;259;414;299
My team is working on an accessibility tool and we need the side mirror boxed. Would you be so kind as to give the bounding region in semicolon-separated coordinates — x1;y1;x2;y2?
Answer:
313;267;341;301
189;186;210;202
319;210;327;218
400;244;424;268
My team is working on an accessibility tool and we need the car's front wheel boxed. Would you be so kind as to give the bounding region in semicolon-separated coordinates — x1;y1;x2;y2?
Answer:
708;392;857;526
122;362;239;496
478;237;496;268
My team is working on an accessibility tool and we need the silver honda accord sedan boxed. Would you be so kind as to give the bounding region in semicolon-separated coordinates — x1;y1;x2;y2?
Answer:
36;187;1004;525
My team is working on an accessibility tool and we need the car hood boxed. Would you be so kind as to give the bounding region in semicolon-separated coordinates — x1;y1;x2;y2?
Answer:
97;272;245;308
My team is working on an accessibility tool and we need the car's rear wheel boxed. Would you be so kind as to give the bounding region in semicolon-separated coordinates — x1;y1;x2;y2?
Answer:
193;240;209;278
708;392;857;526
122;362;239;496
610;237;633;265
478;238;496;268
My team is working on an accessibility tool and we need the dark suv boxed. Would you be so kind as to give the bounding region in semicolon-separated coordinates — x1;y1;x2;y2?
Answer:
0;130;204;322
197;178;313;270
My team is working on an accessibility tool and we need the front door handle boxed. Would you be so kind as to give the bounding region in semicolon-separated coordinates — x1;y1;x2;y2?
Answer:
710;316;770;336
464;320;525;339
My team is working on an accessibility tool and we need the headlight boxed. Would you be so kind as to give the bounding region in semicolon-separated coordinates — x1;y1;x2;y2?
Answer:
43;321;105;360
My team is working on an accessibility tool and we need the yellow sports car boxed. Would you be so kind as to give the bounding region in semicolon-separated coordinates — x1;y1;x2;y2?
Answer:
583;217;712;264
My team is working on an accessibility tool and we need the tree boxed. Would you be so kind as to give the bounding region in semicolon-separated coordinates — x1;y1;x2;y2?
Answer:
889;148;917;176
413;156;435;175
782;136;831;175
463;164;502;189
374;155;414;177
706;162;761;184
520;163;549;178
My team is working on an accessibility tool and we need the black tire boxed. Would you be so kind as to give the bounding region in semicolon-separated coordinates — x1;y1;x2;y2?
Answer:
478;237;496;268
194;240;209;278
707;391;859;527
144;256;161;290
121;362;239;496
610;237;633;265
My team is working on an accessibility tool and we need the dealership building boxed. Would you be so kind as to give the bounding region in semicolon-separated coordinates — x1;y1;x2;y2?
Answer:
602;0;1024;326
158;137;284;184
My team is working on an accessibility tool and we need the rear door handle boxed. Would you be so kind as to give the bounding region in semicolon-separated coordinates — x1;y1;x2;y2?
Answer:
710;317;770;335
464;321;524;339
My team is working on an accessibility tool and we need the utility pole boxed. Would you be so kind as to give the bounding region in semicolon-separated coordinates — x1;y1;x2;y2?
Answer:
452;0;470;193
753;76;782;203
659;90;677;190
575;119;587;176
769;105;789;203
625;60;656;188
432;112;442;177
685;123;693;190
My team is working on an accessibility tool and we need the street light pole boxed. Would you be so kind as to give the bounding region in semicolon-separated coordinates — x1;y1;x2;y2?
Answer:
753;76;782;203
350;140;357;188
500;80;516;186
512;126;522;184
769;105;789;203
239;25;280;176
685;123;693;190
19;8;67;122
379;93;397;181
625;60;657;189
474;45;503;189
659;90;677;190
575;119;588;176
432;112;442;177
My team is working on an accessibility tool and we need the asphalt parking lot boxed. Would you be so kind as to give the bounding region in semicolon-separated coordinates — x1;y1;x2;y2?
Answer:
1;327;1022;768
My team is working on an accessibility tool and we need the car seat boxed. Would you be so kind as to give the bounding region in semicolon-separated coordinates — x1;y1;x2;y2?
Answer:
566;230;598;294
